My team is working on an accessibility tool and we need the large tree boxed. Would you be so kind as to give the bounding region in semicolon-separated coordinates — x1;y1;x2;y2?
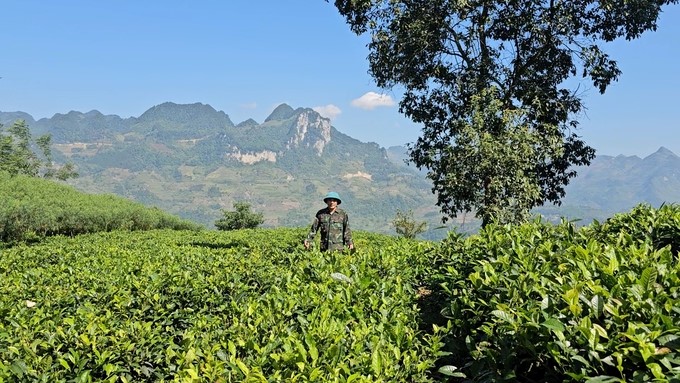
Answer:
331;0;676;226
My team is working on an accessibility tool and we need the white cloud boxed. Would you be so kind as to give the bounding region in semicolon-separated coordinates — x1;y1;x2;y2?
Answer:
313;104;342;120
351;92;396;110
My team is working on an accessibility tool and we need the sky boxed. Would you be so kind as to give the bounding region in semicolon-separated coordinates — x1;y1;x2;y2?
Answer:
1;1;678;157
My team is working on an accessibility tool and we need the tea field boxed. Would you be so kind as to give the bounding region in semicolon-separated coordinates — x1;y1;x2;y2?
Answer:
0;228;445;382
3;203;680;382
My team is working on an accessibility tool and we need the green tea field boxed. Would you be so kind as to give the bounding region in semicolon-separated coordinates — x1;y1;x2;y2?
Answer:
0;228;444;382
3;203;680;382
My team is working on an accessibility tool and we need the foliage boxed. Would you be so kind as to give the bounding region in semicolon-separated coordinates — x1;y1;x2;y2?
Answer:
0;172;201;244
392;208;427;239
423;89;549;225
0;228;443;382
215;201;265;230
0;120;77;180
3;204;680;380
586;203;680;255
423;203;680;381
331;0;676;225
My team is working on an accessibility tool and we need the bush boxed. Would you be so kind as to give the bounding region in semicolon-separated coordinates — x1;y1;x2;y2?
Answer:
0;229;442;382
426;207;680;382
0;172;201;244
215;201;264;230
392;209;427;239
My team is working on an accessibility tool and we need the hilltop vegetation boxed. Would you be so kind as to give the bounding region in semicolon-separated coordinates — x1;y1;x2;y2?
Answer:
0;119;77;181
0;172;201;244
2;203;680;381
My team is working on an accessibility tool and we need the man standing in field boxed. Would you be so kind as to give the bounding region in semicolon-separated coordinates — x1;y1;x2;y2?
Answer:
303;192;354;252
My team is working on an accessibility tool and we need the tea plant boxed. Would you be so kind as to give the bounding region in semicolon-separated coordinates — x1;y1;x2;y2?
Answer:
0;228;443;382
427;205;680;382
5;204;680;382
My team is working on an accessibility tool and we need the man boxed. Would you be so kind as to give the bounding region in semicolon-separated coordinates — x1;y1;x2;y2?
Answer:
303;191;354;252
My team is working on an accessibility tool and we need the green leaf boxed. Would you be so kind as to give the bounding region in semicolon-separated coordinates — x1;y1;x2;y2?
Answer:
309;345;318;362
236;360;250;376
371;350;383;376
438;365;466;377
590;295;604;317
103;363;117;376
639;267;658;292
572;355;591;368
592;324;608;339
585;376;624;383
541;318;565;332
58;358;71;371
9;360;27;378
648;362;664;380
492;309;515;324
216;350;227;361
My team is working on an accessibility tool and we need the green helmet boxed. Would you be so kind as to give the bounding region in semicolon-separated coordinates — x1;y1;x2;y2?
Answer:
323;191;341;204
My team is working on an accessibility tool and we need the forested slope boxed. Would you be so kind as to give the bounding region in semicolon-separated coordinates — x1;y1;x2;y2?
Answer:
0;172;201;243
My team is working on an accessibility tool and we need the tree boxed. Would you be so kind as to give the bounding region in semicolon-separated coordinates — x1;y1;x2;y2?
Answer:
392;209;427;239
215;201;265;230
330;0;676;226
0;120;78;180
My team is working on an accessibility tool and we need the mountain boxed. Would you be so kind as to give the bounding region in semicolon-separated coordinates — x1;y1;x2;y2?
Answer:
0;103;447;238
355;144;680;226
3;103;679;236
535;146;680;223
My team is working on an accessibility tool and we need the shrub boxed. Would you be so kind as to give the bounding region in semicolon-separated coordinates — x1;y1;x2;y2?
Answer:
215;201;264;230
392;209;427;239
0;172;201;243
427;210;680;382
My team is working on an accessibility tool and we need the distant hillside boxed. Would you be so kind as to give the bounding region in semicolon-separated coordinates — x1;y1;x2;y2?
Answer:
536;147;680;223
0;172;200;243
3;104;679;236
1;103;448;238
379;145;680;226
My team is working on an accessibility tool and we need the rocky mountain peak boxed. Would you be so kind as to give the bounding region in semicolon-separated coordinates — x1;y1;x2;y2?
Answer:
285;109;332;155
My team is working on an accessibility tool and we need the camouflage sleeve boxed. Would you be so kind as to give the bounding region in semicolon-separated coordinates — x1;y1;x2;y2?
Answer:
344;213;353;246
305;216;320;243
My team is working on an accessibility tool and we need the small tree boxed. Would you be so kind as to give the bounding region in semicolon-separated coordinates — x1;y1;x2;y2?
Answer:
392;209;427;239
0;120;78;180
215;201;264;231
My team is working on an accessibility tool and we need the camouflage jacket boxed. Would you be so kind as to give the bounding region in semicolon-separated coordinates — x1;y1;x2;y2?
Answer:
305;207;353;251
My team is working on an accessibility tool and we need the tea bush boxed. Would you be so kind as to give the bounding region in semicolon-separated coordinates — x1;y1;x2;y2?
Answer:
0;173;201;244
4;204;680;382
0;228;443;382
427;204;680;382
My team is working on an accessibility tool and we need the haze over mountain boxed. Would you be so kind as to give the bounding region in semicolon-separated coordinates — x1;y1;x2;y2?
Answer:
2;103;679;237
536;146;680;223
1;103;447;237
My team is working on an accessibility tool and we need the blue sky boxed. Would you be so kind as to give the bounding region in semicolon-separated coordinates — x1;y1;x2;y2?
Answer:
1;1;678;157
